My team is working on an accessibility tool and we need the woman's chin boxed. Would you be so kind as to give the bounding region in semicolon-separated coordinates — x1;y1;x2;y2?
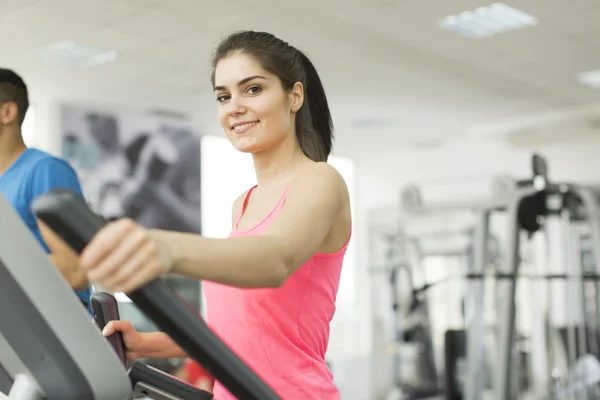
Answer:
230;139;262;154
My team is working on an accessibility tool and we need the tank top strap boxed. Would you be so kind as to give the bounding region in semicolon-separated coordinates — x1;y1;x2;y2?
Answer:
234;185;258;227
268;188;289;217
234;169;307;230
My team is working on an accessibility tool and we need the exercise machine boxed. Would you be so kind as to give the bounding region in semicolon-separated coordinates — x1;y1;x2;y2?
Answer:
0;193;131;399
400;170;520;400
29;188;281;400
0;190;281;399
0;192;213;399
399;154;600;400
371;232;444;400
90;292;213;399
494;160;600;400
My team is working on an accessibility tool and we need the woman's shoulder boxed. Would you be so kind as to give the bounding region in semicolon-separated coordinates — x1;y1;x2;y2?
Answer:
298;161;345;183
282;162;350;218
292;161;348;195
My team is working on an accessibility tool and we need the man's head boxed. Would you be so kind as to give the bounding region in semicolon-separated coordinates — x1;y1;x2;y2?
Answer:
0;68;29;130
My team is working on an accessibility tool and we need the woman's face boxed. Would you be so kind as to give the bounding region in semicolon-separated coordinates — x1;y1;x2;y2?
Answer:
213;53;303;154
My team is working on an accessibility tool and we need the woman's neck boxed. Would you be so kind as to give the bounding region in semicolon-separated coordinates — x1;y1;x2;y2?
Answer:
252;142;311;186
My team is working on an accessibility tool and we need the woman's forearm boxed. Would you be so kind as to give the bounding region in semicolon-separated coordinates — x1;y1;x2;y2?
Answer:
141;332;187;359
152;230;289;288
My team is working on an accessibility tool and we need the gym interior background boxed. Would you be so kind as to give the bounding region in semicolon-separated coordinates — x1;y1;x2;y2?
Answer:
4;0;600;399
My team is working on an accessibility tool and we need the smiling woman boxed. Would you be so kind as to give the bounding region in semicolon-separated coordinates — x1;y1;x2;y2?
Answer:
211;31;332;164
54;30;352;400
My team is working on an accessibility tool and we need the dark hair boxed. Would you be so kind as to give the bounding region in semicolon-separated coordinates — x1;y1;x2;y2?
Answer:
0;68;29;125
211;31;333;162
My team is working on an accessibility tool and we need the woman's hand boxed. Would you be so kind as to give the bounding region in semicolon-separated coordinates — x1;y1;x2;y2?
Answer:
80;218;174;293
103;320;187;360
102;320;148;360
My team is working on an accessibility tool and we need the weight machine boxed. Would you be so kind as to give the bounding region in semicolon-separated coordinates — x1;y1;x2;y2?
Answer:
396;154;600;400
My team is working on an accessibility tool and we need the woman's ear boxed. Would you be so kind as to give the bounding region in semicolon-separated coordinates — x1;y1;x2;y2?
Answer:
290;82;304;113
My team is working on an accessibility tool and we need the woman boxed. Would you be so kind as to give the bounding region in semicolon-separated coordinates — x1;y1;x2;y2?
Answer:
51;30;352;400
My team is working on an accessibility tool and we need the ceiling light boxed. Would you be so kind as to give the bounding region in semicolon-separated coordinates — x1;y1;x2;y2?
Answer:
40;39;118;70
439;2;538;39
577;69;600;89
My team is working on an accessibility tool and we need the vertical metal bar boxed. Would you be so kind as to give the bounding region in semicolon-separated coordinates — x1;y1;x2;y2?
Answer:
571;187;600;337
570;186;600;398
528;230;550;400
561;208;583;400
465;210;489;400
495;190;533;400
570;223;590;399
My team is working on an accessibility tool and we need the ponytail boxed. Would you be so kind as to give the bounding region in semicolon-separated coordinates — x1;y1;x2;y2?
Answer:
295;51;333;162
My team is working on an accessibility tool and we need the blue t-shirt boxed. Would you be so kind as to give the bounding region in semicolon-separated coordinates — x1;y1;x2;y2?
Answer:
0;148;92;312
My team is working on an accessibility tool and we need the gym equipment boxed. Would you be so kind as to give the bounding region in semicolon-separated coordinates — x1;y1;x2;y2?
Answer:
90;293;211;400
30;189;282;400
394;153;600;400
495;170;600;400
397;174;515;400
372;233;443;400
0;193;214;400
0;193;131;400
90;292;127;365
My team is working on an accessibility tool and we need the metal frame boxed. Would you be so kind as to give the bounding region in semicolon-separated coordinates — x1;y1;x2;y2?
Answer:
464;210;490;400
0;193;132;400
494;184;600;400
397;159;600;400
494;187;538;400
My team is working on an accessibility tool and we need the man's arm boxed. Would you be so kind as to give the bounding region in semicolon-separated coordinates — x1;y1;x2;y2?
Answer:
29;157;91;299
38;220;88;290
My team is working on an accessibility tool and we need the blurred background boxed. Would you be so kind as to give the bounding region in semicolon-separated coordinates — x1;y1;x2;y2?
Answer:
4;0;600;398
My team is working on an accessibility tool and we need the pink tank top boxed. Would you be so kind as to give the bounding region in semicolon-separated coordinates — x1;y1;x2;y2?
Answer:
203;185;350;400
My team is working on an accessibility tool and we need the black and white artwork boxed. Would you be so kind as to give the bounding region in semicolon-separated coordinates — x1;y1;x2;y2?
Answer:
60;104;203;342
60;105;201;234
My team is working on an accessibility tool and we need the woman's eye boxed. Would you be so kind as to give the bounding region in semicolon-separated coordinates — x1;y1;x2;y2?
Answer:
247;85;261;95
216;94;229;103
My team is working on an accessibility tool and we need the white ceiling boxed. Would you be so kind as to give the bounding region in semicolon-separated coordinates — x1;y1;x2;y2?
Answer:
1;0;599;158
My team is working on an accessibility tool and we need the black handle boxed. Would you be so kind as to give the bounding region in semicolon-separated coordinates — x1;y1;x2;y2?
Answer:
128;361;213;400
31;189;281;400
90;292;127;366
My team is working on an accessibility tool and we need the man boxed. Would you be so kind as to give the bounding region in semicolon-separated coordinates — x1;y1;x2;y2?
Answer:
0;68;90;309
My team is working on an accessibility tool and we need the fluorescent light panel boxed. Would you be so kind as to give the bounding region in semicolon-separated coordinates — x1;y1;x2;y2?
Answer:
40;39;118;69
439;2;538;39
577;69;600;89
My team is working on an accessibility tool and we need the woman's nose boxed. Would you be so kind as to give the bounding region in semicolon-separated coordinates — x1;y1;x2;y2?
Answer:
226;95;246;116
